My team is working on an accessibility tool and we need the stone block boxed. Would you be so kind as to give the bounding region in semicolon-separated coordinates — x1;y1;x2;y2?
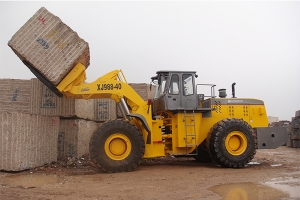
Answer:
8;7;90;86
0;79;31;113
94;98;116;122
295;110;300;117
129;83;156;101
0;111;59;171
58;119;98;158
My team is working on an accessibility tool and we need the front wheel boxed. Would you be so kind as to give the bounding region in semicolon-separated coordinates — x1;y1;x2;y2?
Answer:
207;118;256;168
89;120;145;173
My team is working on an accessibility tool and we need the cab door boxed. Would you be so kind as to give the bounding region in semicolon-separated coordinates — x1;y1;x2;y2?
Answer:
165;74;182;110
181;73;197;110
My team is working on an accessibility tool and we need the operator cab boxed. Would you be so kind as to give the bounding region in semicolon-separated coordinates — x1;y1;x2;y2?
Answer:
151;71;199;114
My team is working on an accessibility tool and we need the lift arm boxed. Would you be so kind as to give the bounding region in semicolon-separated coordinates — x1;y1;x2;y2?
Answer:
56;63;147;112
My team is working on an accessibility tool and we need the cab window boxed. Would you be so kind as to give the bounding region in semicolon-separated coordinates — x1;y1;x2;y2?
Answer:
183;74;194;96
154;75;168;98
169;74;179;95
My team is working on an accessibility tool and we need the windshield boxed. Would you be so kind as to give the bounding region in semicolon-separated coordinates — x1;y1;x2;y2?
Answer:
169;74;179;95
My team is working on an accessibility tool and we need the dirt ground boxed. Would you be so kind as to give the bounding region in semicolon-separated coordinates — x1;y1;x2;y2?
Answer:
0;146;299;200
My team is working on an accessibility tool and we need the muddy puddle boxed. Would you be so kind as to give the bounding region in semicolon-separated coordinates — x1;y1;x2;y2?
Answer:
209;181;300;199
1;173;64;189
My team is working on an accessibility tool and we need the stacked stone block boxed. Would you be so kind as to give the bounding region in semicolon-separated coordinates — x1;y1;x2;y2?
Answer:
287;110;300;148
0;78;118;170
58;119;98;158
0;112;59;171
94;98;116;122
0;78;116;121
0;79;31;113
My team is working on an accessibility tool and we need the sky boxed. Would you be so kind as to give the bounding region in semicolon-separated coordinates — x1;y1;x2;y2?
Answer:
0;1;299;121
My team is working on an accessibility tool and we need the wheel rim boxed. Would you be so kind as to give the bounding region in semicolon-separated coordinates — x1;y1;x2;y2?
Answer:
105;133;131;160
225;131;247;156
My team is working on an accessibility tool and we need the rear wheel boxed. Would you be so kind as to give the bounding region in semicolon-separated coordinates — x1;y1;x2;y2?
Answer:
89;120;145;172
207;118;256;168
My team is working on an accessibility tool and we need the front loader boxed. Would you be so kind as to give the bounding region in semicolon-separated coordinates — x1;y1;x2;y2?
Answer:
24;62;287;173
8;7;287;173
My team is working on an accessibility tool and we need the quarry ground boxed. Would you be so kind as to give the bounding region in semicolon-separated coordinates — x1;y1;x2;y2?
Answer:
0;146;299;200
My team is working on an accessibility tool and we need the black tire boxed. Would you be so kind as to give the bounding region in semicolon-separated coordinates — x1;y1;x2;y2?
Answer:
207;118;256;168
89;119;145;173
193;141;213;162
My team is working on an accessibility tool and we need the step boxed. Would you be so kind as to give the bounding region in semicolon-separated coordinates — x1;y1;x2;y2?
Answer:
186;144;197;147
186;134;196;136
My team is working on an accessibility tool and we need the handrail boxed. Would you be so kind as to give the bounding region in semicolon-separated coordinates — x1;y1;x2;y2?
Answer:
196;83;216;109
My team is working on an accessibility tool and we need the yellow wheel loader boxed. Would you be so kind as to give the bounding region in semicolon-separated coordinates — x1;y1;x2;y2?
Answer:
23;62;287;173
8;7;287;173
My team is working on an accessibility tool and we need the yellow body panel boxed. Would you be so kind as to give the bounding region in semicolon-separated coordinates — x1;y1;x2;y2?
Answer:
157;101;268;156
144;120;165;158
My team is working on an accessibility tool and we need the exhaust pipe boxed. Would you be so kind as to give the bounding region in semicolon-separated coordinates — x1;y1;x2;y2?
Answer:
232;83;236;98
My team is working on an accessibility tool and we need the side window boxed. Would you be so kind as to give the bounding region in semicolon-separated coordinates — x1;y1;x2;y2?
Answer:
154;75;168;99
160;80;167;97
183;74;194;96
169;74;179;95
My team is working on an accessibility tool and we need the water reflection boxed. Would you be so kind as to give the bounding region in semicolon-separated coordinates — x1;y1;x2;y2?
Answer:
209;182;290;200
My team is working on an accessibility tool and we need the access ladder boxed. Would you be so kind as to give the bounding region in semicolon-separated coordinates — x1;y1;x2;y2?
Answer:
184;110;197;155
